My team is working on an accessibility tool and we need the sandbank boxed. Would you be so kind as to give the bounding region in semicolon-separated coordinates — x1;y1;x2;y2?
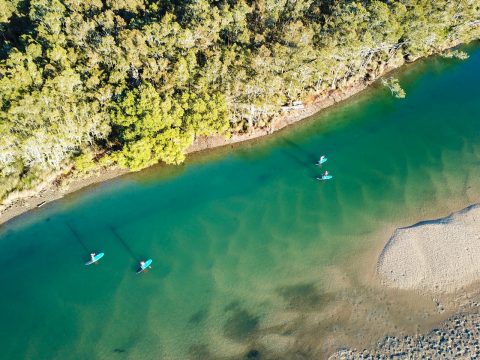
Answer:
378;204;480;293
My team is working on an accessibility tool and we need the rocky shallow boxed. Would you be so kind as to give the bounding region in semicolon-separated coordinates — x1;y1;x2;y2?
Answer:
330;312;480;359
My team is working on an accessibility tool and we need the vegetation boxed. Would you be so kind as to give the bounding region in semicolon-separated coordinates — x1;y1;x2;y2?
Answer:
441;49;470;60
1;0;479;201
382;77;406;98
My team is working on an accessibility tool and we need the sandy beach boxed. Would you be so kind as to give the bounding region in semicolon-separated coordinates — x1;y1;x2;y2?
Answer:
378;204;480;293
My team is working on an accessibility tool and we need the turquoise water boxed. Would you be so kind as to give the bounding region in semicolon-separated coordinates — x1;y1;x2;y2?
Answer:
1;44;480;359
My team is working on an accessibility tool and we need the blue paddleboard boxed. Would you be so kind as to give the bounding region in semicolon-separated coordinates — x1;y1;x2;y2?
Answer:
317;175;333;181
85;252;104;265
137;259;153;273
316;157;328;165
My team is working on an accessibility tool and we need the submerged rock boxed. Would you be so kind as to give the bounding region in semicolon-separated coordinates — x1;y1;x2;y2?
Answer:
329;313;480;359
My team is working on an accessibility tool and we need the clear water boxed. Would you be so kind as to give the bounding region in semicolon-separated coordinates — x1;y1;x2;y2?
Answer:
1;44;480;360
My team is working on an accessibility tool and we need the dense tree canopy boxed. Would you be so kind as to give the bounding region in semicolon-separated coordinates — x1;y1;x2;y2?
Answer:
0;0;479;200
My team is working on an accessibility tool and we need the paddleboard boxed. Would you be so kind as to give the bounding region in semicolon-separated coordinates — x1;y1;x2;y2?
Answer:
137;259;153;273
85;252;104;265
317;175;333;180
316;157;328;165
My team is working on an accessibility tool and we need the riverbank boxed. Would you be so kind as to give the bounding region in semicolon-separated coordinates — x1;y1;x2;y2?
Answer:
377;204;480;294
0;41;474;227
0;68;383;226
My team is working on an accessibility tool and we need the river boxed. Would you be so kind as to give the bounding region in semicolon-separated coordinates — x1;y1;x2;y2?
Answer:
0;44;479;360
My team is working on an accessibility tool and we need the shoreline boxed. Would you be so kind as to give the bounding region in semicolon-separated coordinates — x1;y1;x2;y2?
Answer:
0;69;380;227
0;41;472;227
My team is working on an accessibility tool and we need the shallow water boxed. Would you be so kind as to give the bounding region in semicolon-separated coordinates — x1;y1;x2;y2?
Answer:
1;44;480;360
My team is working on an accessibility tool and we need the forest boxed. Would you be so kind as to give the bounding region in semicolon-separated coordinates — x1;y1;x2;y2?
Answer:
1;0;479;201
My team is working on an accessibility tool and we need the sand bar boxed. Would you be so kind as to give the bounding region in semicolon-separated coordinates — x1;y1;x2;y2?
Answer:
378;204;480;293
